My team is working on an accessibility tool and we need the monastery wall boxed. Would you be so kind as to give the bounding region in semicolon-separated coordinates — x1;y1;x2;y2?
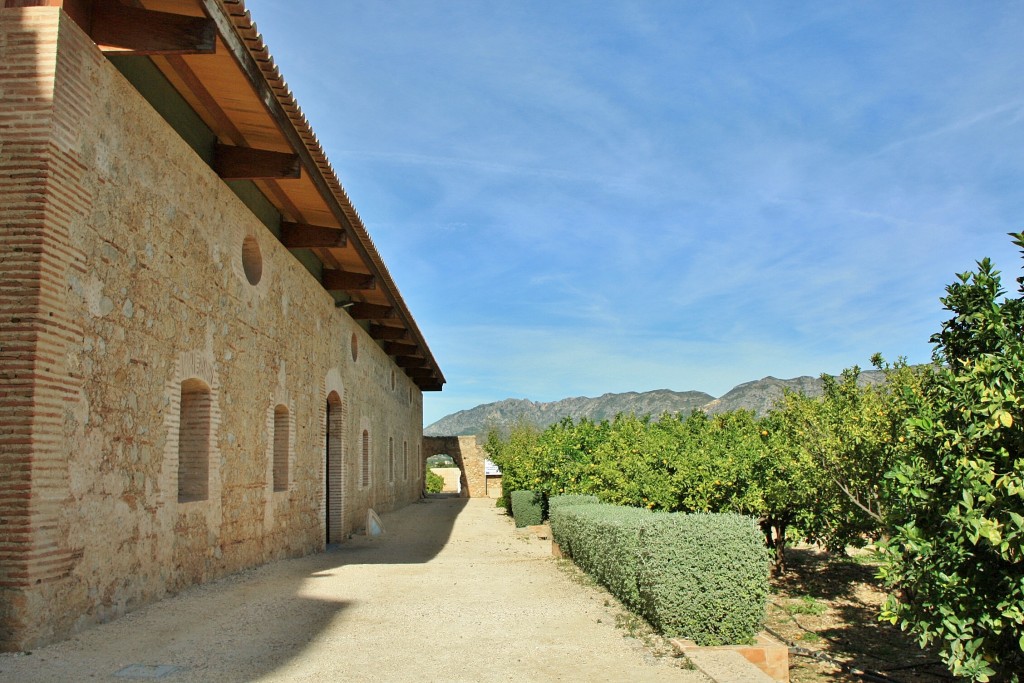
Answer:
0;7;424;650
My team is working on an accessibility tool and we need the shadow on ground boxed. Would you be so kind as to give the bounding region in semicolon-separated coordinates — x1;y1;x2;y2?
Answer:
769;548;951;682
324;494;470;565
0;496;473;683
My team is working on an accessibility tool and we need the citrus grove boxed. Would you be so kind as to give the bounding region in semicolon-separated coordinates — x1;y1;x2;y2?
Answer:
485;233;1024;682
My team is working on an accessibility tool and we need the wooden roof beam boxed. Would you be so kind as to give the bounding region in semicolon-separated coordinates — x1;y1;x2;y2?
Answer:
404;367;434;379
194;0;444;390
213;143;300;180
90;0;216;56
322;269;375;292
368;324;408;341
198;0;444;389
280;222;347;249
383;341;419;356
347;302;395;320
396;356;428;369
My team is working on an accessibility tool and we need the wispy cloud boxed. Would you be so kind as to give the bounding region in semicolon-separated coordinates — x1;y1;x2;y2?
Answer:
247;0;1024;426
336;150;590;184
869;100;1024;159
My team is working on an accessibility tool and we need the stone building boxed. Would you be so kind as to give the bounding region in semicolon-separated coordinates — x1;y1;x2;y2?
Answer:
0;0;444;650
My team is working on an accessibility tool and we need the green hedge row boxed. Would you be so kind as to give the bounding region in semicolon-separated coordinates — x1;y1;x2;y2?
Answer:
551;503;656;610
510;490;544;528
549;502;770;645
547;494;601;517
638;513;771;644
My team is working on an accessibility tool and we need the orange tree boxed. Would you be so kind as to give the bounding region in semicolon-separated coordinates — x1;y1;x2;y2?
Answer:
486;414;690;510
583;414;679;509
484;400;893;571
878;236;1024;682
767;359;923;552
483;420;542;508
483;368;921;572
666;410;761;515
484;416;612;505
749;407;821;569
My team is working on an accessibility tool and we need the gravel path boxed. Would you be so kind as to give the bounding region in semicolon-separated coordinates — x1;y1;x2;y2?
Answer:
0;496;709;682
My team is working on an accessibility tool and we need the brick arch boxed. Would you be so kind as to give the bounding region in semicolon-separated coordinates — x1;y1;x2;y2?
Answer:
164;350;223;516
263;363;295;532
323;369;345;544
177;378;212;502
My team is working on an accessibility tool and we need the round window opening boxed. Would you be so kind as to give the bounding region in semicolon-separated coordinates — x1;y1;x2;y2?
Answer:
390;370;396;391
242;235;263;285
350;332;358;362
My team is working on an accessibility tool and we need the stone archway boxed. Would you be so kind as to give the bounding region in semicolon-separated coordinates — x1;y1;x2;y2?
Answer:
421;436;501;498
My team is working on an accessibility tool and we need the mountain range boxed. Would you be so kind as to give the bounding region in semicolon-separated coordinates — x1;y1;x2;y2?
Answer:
423;372;885;436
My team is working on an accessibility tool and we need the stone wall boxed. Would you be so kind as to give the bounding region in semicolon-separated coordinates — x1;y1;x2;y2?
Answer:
422;436;498;499
429;467;462;494
0;8;425;650
484;475;503;499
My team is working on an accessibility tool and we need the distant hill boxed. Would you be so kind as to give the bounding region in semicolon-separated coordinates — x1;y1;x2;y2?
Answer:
702;372;884;416
423;372;885;436
425;389;713;437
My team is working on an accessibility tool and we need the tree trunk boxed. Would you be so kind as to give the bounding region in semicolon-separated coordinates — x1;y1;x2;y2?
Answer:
760;518;776;551
774;520;788;572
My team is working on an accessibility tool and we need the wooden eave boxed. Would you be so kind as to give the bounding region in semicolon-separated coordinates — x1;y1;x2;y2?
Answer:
20;0;445;391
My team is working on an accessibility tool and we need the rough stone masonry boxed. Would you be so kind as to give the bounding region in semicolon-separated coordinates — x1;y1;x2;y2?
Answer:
0;4;432;650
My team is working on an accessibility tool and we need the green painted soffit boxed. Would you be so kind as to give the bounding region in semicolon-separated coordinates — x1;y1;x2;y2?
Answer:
106;55;323;281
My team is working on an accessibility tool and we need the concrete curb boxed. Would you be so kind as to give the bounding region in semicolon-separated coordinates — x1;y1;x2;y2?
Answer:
671;633;789;683
683;649;777;683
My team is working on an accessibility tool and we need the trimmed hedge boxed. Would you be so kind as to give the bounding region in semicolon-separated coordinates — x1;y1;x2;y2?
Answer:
548;503;583;558
547;494;601;519
549;502;770;645
638;513;771;645
510;490;543;528
550;504;661;610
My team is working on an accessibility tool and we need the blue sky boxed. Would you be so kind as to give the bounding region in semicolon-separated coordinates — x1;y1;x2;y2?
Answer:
245;1;1024;427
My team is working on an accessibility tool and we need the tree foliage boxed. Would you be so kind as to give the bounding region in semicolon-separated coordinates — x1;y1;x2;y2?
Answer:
771;359;924;553
878;234;1024;682
425;468;445;494
483;390;913;569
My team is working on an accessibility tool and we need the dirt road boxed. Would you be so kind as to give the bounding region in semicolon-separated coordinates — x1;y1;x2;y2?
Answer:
0;496;708;682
